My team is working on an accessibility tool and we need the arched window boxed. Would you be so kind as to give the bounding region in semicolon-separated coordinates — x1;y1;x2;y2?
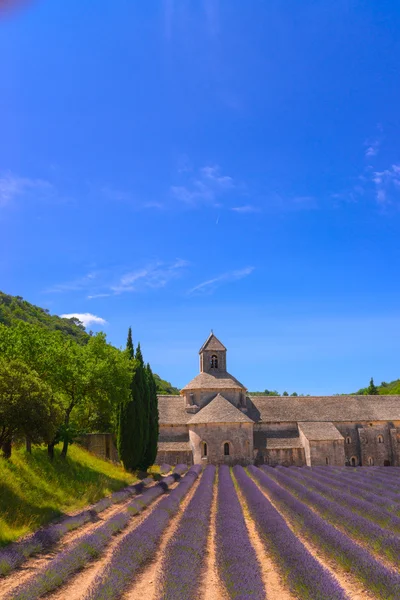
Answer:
350;456;357;466
210;355;218;369
346;436;351;444
368;457;374;466
202;442;207;457
224;442;230;456
377;435;384;444
325;457;329;465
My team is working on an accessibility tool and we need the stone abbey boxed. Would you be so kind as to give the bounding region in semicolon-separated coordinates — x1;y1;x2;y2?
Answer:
156;332;400;467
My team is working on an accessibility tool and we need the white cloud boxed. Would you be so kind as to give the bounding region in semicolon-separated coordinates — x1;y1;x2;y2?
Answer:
0;173;52;207
111;259;189;294
60;313;107;327
231;205;260;213
171;164;235;207
188;266;254;295
365;142;379;158
372;164;400;203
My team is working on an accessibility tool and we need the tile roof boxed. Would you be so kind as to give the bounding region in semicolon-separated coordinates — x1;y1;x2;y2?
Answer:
182;370;246;391
248;395;400;423
157;441;191;452
188;394;254;425
199;332;226;353
298;422;343;441
158;396;189;425
266;437;303;449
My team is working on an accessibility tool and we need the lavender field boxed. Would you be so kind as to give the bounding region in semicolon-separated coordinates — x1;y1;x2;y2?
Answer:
1;465;400;600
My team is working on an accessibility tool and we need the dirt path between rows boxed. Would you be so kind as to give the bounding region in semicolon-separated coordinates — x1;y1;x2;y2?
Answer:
122;475;202;599
251;472;377;600
234;478;295;600
201;473;227;600
0;483;156;599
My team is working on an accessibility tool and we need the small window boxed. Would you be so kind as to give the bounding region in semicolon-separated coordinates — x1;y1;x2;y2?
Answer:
377;435;384;444
346;436;351;444
210;355;218;369
350;457;357;466
325;457;329;465
368;457;374;466
224;442;230;456
202;442;207;457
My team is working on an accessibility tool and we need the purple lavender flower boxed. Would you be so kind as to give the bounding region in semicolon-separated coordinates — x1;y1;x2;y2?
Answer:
234;466;348;599
259;466;400;577
84;465;202;600
8;475;182;600
215;466;265;600
159;465;215;600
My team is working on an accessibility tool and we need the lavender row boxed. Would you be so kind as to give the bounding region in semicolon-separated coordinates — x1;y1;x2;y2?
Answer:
302;467;400;514
215;466;265;600
311;467;400;505
85;464;202;600
262;466;400;569
8;474;181;600
159;465;215;600
160;463;171;474
249;466;400;599
314;466;400;494
0;476;153;578
234;466;347;599
278;467;400;531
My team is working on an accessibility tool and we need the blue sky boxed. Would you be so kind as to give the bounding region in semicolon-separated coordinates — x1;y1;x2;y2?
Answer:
1;1;400;394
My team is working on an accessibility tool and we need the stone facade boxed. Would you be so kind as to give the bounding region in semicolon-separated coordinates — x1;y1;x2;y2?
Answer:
156;333;400;467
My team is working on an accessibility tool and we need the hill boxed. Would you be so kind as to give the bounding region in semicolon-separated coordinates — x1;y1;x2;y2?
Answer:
0;291;88;343
0;444;136;546
0;290;179;395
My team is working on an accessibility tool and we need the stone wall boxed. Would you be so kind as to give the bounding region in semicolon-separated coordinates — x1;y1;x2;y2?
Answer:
261;447;305;467
159;425;189;442
78;433;119;462
358;423;393;466
189;422;253;465
156;449;193;466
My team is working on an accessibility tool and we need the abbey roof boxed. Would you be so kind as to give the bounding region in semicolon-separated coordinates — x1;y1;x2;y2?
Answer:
187;393;254;425
248;395;400;423
199;332;226;353
298;421;343;440
157;394;400;426
182;370;246;391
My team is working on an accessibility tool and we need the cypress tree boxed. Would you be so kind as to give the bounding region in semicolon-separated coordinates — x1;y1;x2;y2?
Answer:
367;377;379;395
135;343;150;470
117;327;137;470
141;363;159;469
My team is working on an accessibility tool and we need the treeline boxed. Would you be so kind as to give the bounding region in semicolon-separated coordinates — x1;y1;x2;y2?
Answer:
0;320;159;470
249;389;303;397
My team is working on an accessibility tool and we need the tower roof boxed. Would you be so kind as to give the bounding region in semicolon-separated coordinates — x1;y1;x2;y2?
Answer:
188;393;254;425
199;332;226;354
182;370;246;391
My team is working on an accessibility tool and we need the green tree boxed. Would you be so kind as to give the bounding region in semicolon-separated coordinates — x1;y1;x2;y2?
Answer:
135;343;149;471
283;391;289;396
117;328;138;471
291;392;298;397
141;364;159;469
366;377;379;395
0;358;57;458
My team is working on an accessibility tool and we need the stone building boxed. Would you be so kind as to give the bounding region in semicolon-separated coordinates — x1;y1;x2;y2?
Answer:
157;332;400;467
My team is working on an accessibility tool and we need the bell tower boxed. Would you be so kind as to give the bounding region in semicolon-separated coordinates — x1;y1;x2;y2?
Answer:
199;331;227;374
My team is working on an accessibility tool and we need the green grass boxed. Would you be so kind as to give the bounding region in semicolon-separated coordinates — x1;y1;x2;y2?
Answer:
0;444;137;546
